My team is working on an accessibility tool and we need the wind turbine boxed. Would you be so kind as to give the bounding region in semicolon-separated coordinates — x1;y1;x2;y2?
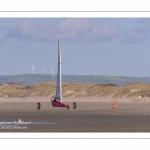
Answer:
94;69;97;75
52;67;54;76
31;64;36;74
42;69;44;74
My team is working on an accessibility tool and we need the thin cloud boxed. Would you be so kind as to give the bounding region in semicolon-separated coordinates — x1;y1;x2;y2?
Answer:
123;31;149;43
136;18;150;24
7;19;49;42
123;19;150;43
6;19;120;42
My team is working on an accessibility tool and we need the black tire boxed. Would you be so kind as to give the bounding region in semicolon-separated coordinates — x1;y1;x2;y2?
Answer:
73;102;76;109
37;102;41;110
67;105;69;110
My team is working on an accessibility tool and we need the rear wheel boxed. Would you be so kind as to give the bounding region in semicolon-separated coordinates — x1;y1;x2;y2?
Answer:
37;102;41;110
67;105;69;110
73;102;76;109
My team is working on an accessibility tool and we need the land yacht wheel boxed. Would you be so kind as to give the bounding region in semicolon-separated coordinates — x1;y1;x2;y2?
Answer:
73;102;76;109
67;105;69;110
37;102;41;110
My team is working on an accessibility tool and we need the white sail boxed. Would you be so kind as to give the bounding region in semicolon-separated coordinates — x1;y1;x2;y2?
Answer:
56;38;62;102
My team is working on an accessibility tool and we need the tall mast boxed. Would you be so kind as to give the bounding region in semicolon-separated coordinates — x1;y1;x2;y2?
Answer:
56;38;62;101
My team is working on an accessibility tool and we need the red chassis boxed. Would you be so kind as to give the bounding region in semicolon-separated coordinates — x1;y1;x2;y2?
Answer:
51;96;69;109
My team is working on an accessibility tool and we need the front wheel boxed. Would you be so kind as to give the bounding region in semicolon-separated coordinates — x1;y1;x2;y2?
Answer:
73;102;76;109
37;102;41;110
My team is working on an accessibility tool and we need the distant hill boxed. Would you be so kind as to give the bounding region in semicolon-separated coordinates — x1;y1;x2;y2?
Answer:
0;74;150;86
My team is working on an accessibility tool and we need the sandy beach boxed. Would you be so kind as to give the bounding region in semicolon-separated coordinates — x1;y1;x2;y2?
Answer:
1;96;150;102
0;96;150;132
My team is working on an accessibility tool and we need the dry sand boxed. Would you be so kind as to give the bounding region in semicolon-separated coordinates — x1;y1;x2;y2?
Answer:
0;96;150;132
1;96;150;102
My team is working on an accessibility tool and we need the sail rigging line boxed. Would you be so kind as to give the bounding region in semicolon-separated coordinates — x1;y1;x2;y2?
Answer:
41;75;56;105
61;79;71;104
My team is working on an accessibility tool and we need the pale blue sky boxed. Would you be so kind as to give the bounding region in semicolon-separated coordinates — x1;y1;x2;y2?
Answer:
0;18;150;77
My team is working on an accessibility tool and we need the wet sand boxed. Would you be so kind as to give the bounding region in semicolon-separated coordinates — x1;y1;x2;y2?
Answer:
0;97;150;132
